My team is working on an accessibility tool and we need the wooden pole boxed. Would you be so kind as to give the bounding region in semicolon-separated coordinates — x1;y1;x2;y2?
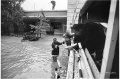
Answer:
100;0;118;78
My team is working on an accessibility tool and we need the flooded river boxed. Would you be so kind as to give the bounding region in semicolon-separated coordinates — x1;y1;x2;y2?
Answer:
1;35;68;79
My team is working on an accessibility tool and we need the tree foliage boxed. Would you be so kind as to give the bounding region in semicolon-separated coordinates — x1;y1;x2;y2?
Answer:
1;0;25;27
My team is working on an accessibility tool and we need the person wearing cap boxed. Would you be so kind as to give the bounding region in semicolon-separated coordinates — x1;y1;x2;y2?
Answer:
63;32;74;56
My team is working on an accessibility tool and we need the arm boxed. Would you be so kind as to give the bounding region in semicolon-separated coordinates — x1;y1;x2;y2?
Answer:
52;43;56;49
55;41;63;45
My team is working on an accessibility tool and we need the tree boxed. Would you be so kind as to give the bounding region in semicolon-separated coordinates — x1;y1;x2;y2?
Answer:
29;10;50;38
1;0;25;35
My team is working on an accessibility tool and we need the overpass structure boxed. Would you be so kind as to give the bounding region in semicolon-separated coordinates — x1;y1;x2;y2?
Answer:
23;10;67;34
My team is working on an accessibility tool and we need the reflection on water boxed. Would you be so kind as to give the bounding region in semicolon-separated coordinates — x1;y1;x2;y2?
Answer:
1;36;68;79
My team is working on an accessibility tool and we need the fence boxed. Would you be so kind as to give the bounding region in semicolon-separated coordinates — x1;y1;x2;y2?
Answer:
66;42;100;79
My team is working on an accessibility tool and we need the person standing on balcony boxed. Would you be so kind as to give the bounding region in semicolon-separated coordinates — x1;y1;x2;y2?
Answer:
63;32;74;56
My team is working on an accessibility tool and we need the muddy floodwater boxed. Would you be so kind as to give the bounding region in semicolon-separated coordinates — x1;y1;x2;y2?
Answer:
1;35;68;79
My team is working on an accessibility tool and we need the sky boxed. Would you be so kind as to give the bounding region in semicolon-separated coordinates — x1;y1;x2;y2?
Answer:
21;0;68;11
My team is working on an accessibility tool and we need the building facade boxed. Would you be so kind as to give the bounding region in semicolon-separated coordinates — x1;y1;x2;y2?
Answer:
66;0;119;78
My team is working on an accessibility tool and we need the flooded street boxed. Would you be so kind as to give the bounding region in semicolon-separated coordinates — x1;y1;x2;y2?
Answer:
1;35;68;79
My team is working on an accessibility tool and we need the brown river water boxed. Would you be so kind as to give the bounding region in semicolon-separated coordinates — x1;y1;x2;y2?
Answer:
1;35;68;79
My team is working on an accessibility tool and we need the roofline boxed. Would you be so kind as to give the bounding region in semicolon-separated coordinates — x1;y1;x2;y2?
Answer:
23;16;67;17
23;16;67;18
24;10;67;13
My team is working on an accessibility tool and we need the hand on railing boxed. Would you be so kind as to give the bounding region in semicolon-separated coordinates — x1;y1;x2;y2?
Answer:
78;43;82;49
65;43;77;50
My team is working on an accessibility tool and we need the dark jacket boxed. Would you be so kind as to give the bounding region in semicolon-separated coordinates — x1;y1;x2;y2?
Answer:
52;41;62;55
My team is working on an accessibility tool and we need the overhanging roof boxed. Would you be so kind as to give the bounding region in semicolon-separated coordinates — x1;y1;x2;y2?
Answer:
24;10;67;19
80;0;111;23
80;0;93;16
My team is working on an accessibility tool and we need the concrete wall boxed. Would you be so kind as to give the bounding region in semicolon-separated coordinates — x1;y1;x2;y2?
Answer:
67;0;87;32
23;10;67;34
24;10;67;18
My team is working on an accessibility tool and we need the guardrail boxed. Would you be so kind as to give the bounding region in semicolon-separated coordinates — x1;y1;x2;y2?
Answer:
66;50;74;79
66;43;100;79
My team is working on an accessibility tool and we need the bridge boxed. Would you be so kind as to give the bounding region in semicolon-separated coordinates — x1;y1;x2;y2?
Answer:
23;10;67;34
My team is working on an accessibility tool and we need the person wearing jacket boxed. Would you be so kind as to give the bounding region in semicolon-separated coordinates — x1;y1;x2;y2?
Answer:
52;38;64;62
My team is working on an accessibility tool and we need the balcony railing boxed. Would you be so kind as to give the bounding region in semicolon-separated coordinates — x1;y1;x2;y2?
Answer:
66;42;100;79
